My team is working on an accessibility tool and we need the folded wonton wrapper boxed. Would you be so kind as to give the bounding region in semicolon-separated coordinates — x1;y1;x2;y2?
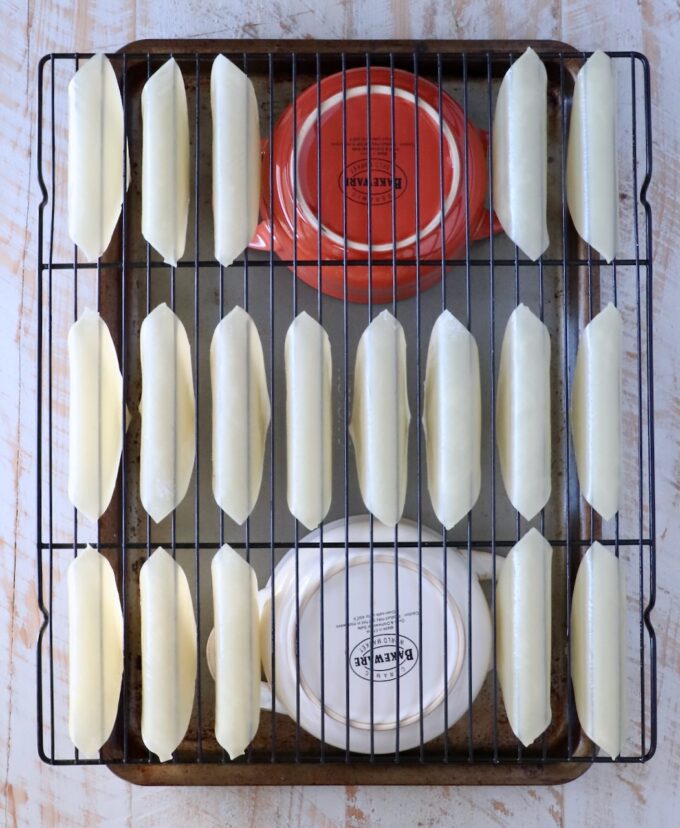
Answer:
285;312;333;529
566;50;618;262
68;545;123;757
571;541;627;758
497;304;552;520
68;308;123;522
211;55;260;267
141;58;190;266
493;47;549;261
139;303;196;523
210;307;270;524
68;54;129;261
350;310;411;527
496;528;552;746
570;303;622;521
422;310;481;528
211;544;261;758
140;547;197;762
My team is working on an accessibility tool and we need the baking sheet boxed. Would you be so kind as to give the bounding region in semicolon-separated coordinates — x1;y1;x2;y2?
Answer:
35;39;656;785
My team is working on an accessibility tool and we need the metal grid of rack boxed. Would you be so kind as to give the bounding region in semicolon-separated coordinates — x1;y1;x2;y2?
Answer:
36;40;656;784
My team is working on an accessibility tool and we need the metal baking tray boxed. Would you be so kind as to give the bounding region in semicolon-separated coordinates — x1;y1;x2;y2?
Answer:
36;38;656;785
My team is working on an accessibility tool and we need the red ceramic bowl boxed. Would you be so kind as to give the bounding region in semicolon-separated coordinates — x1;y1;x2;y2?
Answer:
250;67;499;303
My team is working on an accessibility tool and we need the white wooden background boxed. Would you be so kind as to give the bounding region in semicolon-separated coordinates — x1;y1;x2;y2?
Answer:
1;0;679;825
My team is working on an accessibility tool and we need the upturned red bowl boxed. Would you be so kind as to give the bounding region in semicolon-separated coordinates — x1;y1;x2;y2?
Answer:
250;67;499;303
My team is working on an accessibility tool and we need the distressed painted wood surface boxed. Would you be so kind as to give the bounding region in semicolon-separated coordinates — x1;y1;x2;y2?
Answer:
1;0;679;824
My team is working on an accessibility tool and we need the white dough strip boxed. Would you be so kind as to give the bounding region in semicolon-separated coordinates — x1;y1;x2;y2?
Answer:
496;528;552;746
211;544;261;759
141;58;190;266
211;55;261;267
285;312;333;530
571;541;627;758
211;306;270;524
566;50;618;262
68;53;129;261
350;310;411;527
492;47;549;261
68;308;123;523
422;310;481;529
139;303;196;523
496;304;552;520
570;303;622;520
68;546;123;758
140;547;197;762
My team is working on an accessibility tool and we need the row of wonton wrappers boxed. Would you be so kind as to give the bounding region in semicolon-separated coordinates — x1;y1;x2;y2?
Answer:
68;48;620;273
69;298;622;532
67;532;627;762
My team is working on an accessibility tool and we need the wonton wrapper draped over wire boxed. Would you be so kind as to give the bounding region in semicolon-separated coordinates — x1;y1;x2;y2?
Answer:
68;309;124;522
285;312;333;530
496;528;553;746
211;55;261;267
570;303;622;520
140;547;197;762
211;544;261;759
492;47;549;261
566;50;618;263
141;58;190;266
210;307;270;524
496;304;552;520
350;310;411;527
139;303;196;523
68;54;129;260
422;310;482;528
68;546;123;757
571;541;627;758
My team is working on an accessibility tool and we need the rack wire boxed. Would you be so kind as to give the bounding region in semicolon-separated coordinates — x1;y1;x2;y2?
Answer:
36;41;656;783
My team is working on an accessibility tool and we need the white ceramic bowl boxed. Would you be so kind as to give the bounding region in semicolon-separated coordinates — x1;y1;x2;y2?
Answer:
259;515;492;754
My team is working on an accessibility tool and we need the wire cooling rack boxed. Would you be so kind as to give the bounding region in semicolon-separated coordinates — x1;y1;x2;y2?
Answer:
36;40;656;785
